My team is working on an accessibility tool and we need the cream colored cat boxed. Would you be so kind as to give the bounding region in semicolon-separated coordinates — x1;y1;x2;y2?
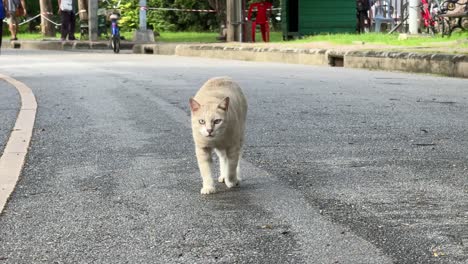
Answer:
189;77;248;194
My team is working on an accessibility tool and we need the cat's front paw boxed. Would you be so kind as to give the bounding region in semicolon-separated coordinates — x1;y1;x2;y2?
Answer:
225;179;240;188
200;185;217;194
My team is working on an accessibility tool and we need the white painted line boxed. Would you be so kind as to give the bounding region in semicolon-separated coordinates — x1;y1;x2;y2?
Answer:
0;74;37;214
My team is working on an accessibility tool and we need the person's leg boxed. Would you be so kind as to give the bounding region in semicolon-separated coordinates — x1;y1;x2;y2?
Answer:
61;12;71;40
8;16;18;40
66;11;73;39
0;23;3;51
69;11;76;40
66;11;71;39
60;12;66;40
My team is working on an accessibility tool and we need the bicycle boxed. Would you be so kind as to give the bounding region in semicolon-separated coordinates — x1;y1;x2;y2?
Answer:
103;0;122;53
109;13;120;53
390;0;450;36
421;0;437;34
420;0;456;36
436;0;468;36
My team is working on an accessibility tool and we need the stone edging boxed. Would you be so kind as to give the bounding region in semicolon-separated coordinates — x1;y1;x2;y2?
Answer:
345;51;468;78
13;41;133;51
0;74;37;214
133;43;467;78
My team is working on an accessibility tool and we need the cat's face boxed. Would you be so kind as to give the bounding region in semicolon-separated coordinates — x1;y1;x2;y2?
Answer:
190;97;229;140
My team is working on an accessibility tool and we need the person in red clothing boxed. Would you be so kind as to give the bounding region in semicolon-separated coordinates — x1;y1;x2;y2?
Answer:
248;0;272;42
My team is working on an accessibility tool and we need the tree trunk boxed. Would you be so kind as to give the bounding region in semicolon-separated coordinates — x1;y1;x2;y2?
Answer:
208;0;227;29
89;0;98;41
40;0;55;37
78;0;88;21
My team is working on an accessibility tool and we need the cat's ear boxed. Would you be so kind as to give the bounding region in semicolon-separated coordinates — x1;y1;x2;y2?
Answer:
189;98;201;112
218;97;229;111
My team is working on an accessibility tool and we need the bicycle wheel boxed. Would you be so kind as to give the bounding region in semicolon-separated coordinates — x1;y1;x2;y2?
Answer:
449;17;468;36
428;24;437;35
434;15;451;36
110;35;115;50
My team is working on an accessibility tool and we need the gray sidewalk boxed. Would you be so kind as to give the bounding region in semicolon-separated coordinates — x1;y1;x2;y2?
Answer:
3;39;468;78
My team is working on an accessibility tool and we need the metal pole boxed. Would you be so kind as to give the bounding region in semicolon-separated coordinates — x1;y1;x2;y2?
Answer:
409;0;419;34
227;0;235;41
139;0;147;31
238;0;243;42
400;0;404;31
133;0;154;42
88;0;98;41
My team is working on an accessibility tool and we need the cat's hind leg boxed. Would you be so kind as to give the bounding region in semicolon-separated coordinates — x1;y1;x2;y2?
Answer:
195;147;216;194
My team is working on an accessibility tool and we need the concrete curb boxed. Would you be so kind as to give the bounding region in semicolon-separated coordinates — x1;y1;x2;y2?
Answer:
168;44;468;78
10;40;134;51
177;45;331;65
132;43;179;55
345;51;468;78
0;74;37;214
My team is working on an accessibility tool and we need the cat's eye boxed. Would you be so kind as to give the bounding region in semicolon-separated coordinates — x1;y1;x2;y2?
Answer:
214;119;222;124
199;119;205;125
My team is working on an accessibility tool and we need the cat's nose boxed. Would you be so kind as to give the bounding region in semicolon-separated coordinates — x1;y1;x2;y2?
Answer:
206;128;213;134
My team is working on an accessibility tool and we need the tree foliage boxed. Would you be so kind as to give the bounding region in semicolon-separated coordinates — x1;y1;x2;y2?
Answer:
101;0;281;32
30;0;282;33
102;0;218;32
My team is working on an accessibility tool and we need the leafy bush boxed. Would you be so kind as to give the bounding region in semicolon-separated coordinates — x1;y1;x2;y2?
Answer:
102;0;218;32
102;0;280;32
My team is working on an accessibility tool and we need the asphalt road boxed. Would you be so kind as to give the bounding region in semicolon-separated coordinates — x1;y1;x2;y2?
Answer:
0;49;467;264
0;81;18;154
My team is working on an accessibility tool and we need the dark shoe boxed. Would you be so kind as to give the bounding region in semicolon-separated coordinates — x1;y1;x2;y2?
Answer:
69;37;77;41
